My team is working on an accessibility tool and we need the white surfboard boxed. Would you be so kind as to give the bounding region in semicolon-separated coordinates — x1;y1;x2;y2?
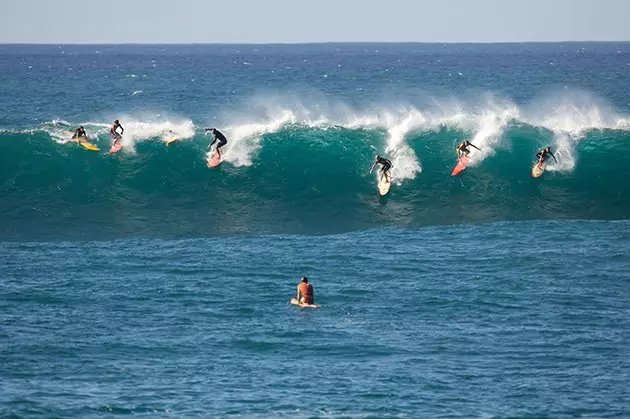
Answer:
532;162;545;178
378;173;391;196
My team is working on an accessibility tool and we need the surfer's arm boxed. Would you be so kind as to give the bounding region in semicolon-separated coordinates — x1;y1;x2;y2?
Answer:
296;285;302;300
550;153;557;163
369;162;377;174
471;144;481;151
208;137;217;148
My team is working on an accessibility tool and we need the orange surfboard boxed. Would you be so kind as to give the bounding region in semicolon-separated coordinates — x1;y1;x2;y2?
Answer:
451;155;469;176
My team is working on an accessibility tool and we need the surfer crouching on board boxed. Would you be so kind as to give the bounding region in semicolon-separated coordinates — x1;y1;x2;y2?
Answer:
536;146;557;167
110;120;124;147
456;140;480;159
297;277;315;305
72;126;87;141
204;128;228;158
369;155;393;182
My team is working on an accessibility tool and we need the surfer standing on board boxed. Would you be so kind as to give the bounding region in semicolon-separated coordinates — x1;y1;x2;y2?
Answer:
536;146;557;167
204;128;228;158
297;277;315;305
72;126;87;141
456;140;480;159
369;155;393;182
110;120;124;147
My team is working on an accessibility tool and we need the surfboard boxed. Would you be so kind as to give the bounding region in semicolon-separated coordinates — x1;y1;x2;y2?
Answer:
532;162;545;178
451;155;469;176
207;152;222;168
166;136;178;145
378;172;391;196
290;298;320;309
78;139;100;151
109;142;123;154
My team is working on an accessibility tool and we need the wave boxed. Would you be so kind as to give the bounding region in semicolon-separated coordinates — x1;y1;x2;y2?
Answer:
1;95;630;240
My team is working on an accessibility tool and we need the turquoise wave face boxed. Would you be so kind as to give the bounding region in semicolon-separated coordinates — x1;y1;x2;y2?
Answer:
1;124;629;240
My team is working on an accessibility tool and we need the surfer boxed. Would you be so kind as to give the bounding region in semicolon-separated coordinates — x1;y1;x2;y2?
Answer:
297;277;315;305
71;126;87;141
204;128;228;158
369;155;393;182
456;140;480;159
110;120;124;146
536;146;557;167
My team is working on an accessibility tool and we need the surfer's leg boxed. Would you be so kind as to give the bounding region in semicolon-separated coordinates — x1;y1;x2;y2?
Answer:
217;140;226;158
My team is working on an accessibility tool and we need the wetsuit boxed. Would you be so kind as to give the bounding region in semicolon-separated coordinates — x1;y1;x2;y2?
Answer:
536;148;557;165
376;156;392;176
209;129;228;150
72;127;86;140
457;141;479;158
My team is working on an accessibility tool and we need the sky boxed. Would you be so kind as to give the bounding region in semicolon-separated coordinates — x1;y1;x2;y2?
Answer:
1;0;629;43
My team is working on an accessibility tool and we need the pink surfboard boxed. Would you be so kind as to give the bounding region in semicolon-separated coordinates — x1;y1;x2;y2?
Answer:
109;142;123;154
451;155;469;176
207;152;222;168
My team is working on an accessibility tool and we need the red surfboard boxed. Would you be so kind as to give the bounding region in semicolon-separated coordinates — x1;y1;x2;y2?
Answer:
451;155;469;176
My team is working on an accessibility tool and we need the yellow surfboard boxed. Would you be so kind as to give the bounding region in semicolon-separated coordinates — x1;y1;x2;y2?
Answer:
78;139;99;151
166;136;178;145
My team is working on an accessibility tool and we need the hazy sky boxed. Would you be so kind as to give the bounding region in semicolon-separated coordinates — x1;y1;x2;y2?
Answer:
1;0;629;43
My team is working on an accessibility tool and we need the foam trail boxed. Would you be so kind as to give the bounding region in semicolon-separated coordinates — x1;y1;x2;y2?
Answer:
468;104;519;166
383;109;424;181
215;110;298;166
112;118;195;152
546;132;576;172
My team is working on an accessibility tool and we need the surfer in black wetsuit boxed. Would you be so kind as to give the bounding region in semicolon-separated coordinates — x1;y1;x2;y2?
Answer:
72;126;87;141
205;128;228;158
369;155;393;182
536;146;557;167
456;140;480;159
110;120;124;146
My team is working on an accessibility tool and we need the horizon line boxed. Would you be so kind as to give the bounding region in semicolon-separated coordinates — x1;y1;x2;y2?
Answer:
1;40;629;46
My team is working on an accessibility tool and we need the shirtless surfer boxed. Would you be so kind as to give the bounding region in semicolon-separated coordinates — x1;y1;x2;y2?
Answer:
204;128;228;158
110;120;124;147
456;140;480;159
536;146;557;167
369;155;393;182
296;277;315;305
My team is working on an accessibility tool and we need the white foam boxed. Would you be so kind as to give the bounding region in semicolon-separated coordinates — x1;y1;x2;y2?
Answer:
545;132;576;172
467;102;520;166
102;116;195;152
520;89;630;172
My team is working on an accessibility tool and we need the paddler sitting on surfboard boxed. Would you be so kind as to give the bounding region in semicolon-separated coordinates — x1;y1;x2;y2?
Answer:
456;140;480;159
536;146;557;167
71;126;87;142
297;277;315;305
369;155;393;182
204;127;228;158
110;120;124;147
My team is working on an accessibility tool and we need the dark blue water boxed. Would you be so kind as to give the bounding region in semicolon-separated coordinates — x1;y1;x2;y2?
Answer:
1;44;629;418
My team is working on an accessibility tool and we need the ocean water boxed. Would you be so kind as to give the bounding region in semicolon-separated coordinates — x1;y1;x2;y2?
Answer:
1;43;630;418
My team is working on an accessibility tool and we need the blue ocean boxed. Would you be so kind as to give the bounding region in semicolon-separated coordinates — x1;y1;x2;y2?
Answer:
1;43;629;418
